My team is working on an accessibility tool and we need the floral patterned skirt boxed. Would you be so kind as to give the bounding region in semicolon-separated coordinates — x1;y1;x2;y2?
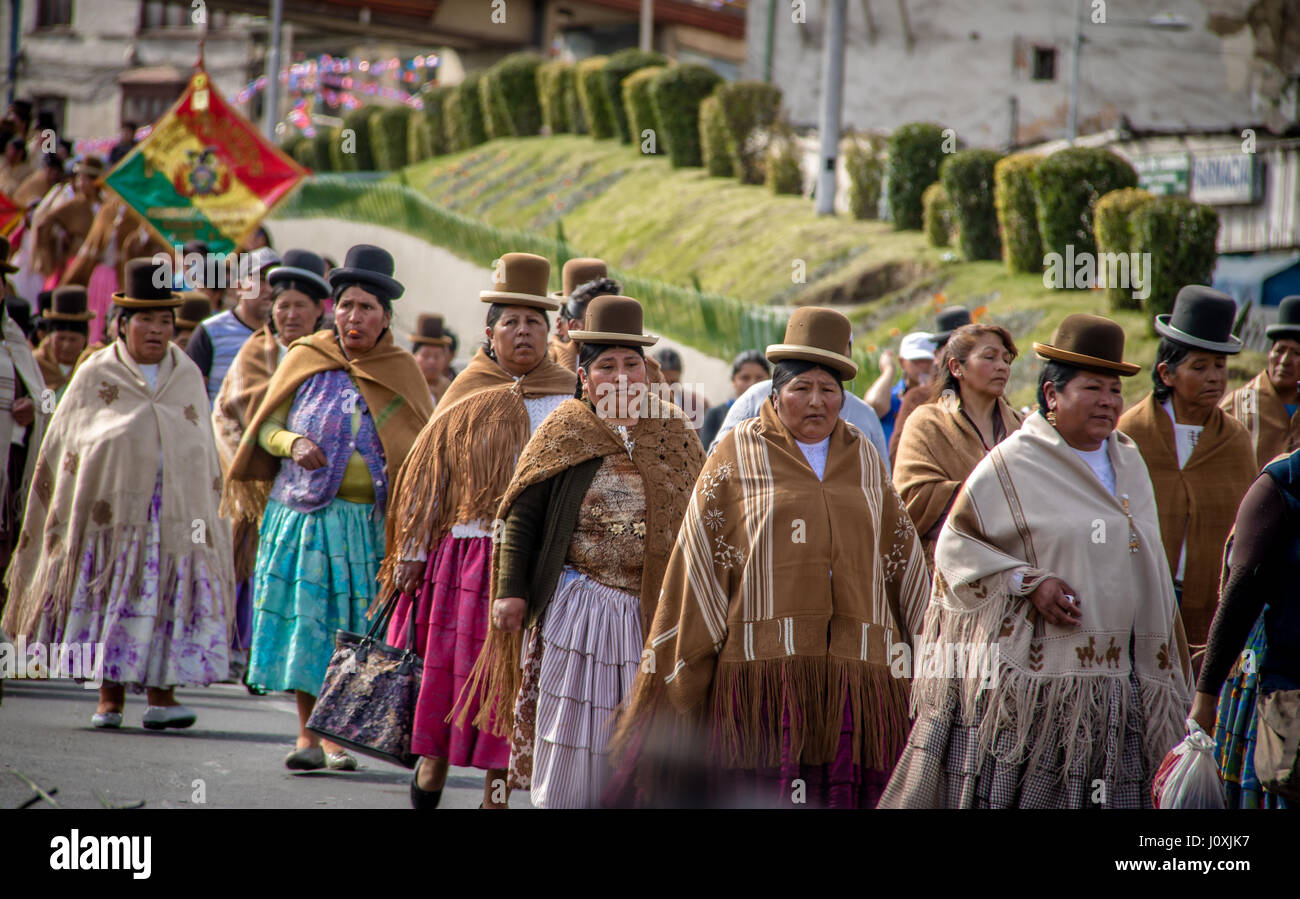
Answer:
248;496;384;696
35;475;229;691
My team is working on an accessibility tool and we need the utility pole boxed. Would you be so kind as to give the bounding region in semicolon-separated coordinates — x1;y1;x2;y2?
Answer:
639;0;653;52
262;0;284;139
1066;0;1082;142
814;0;847;215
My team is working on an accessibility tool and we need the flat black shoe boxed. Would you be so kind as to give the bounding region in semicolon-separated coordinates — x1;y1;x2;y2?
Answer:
410;760;442;809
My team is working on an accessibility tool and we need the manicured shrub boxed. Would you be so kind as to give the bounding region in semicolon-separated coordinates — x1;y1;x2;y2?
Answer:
940;148;1003;261
408;85;451;161
1093;187;1155;310
766;124;803;195
715;81;782;184
844;134;884;220
487;52;544;137
576;56;616;140
1130;197;1219;326
340;107;377;170
699;94;732;177
290;137;313;169
309;130;334;172
886;122;948;230
649;63;723;168
370;105;411;171
993;153;1044;273
603;48;667;143
537;61;573;134
281;134;306;160
923;182;953;247
622;66;664;155
478;69;512;139
1031;147;1137;261
446;72;488;151
326;127;346;171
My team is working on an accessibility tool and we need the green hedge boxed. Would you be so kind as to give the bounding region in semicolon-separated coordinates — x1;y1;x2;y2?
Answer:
487;52;544;137
281;134;307;161
845;134;884;220
327;127;346;171
576;56;616;140
886;122;948;230
446;72;488;152
649;63;723;168
411;85;452;160
309;130;334;172
699;94;732;177
1130;197;1219;326
290;138;314;170
603;48;667;143
940;148;1003;261
369;105;411;171
766;124;802;195
1032;147;1137;261
537;61;573;134
1093;187;1155;311
623;66;664;154
340;107;377;171
993;153;1043;273
923;182;953;247
715;81;782;185
478;69;513;140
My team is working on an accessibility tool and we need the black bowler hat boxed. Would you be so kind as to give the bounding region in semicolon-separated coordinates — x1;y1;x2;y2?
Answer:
112;257;182;309
327;244;403;301
43;286;95;322
268;248;329;300
934;306;972;344
1266;295;1300;342
1155;285;1242;355
411;313;453;347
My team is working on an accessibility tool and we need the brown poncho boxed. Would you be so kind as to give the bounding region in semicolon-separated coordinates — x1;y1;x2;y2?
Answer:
462;393;705;735
892;392;1022;557
227;328;433;492
1220;370;1300;470
608;399;932;800
377;347;575;600
1117;393;1257;646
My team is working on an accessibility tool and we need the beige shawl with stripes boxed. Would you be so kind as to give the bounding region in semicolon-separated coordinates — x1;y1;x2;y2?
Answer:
611;397;931;787
1220;370;1300;470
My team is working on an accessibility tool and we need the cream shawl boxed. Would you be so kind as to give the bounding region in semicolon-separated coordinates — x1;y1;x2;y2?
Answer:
1220;370;1300;470
880;412;1192;808
1;342;235;636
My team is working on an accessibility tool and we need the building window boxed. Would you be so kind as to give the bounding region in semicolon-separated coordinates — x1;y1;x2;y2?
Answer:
122;81;185;126
36;0;73;28
1032;46;1057;81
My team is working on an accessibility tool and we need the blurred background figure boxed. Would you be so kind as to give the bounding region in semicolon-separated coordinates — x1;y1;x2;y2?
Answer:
698;349;769;450
866;330;936;451
33;156;103;289
410;313;455;408
32;286;94;404
652;346;708;429
108;120;139;166
1221;295;1300;470
172;292;213;352
0;136;31;196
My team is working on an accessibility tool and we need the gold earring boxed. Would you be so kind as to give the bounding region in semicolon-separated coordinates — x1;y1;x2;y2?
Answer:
1046;409;1057;427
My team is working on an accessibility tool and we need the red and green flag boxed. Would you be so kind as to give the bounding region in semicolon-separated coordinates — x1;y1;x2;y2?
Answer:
104;68;308;254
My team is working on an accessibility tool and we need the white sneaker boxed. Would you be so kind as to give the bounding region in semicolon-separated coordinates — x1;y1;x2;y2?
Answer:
141;705;197;730
91;711;123;729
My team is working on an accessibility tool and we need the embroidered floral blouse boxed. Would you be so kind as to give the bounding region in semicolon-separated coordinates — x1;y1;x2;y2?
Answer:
566;451;646;594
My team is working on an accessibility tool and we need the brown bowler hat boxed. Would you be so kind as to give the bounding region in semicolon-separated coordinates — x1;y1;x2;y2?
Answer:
550;257;607;301
175;292;213;329
411;313;453;347
480;252;559;310
42;286;95;322
767;307;857;380
567;295;658;347
112;257;182;309
1034;313;1140;376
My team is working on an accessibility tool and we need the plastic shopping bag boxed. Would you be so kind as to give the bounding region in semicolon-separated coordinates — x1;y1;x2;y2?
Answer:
1151;718;1227;809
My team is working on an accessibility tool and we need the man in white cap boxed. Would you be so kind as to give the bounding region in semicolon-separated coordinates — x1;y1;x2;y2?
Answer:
865;331;936;450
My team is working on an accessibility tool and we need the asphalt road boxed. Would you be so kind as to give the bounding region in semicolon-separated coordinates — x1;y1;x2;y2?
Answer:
0;677;525;810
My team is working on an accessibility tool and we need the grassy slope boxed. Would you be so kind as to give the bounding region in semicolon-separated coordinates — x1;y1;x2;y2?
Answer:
395;135;1265;409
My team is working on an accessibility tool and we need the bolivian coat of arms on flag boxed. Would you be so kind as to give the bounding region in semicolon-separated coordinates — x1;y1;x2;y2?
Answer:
104;69;308;254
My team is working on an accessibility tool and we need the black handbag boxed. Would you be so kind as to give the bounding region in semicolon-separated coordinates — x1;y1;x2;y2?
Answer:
306;592;422;769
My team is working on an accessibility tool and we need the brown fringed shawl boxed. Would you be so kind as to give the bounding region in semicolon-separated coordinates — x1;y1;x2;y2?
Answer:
1117;393;1257;646
608;399;932;796
547;334;578;372
376;347;575;600
461;393;705;736
879;412;1193;808
892;392;1022;556
227;328;432;491
2;343;235;636
1220;370;1300;470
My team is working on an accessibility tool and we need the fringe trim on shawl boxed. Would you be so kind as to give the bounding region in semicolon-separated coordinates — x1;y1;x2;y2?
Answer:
220;477;273;526
454;626;523;737
376;384;529;607
2;521;235;637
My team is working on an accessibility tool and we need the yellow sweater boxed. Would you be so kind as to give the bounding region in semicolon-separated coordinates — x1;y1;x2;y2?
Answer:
258;395;375;504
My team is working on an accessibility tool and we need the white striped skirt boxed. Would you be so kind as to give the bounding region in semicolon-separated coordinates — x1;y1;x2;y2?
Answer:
528;567;643;809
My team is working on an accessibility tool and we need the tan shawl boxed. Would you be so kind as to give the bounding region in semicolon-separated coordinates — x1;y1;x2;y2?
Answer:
463;393;705;735
377;347;575;599
893;392;1023;557
227;328;433;489
879;412;1193;808
213;325;284;580
1;342;235;636
1220;369;1300;470
610;398;932;793
547;334;578;372
1117;393;1256;646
